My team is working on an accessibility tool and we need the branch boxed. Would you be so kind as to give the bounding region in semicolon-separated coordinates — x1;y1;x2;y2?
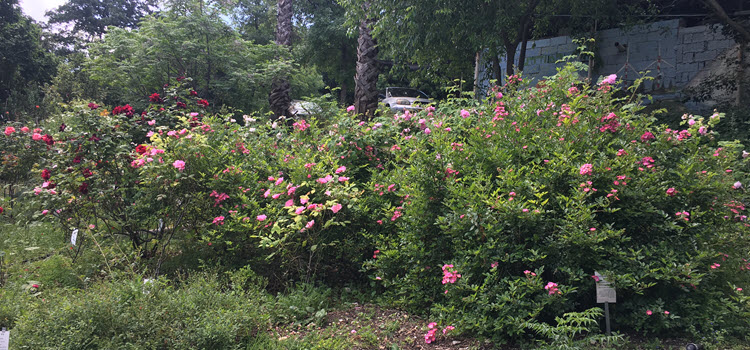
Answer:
703;0;750;43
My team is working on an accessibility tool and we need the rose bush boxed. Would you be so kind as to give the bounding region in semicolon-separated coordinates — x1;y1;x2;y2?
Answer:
25;64;749;343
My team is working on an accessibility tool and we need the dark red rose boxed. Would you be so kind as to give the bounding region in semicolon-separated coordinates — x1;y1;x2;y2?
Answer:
73;155;82;164
112;104;135;117
135;144;148;155
0;207;3;214
78;182;89;194
42;134;54;145
41;168;51;180
197;99;209;107
176;102;187;109
82;168;93;178
149;93;162;103
88;102;99;110
190;90;198;96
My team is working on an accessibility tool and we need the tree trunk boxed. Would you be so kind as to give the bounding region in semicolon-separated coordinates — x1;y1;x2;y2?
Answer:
492;52;501;85
518;20;531;72
354;13;379;120
473;51;481;97
738;42;745;105
340;43;349;105
269;0;293;119
504;38;517;77
340;79;347;105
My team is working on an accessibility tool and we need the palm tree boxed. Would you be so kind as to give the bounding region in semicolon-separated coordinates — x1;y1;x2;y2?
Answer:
353;4;378;120
269;0;292;118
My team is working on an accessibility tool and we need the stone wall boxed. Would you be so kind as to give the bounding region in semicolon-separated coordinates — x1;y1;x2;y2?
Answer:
479;19;738;94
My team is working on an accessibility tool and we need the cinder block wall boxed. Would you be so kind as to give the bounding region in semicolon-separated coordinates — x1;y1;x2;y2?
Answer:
479;19;737;93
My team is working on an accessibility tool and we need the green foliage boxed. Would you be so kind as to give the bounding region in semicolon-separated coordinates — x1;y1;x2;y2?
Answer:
6;272;270;349
525;307;625;349
0;0;57;121
361;65;749;343
9;62;750;346
46;0;156;40
84;1;321;114
271;283;331;326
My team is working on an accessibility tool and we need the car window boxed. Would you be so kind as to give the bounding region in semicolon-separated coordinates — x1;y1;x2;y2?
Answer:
387;88;428;99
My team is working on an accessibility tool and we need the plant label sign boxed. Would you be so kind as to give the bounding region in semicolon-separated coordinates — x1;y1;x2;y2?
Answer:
0;328;9;350
595;271;616;303
71;229;78;246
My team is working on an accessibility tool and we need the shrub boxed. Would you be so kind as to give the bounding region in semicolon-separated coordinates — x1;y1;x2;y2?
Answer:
361;65;749;343
8;272;270;349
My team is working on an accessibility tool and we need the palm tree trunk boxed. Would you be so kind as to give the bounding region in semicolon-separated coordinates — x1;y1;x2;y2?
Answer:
354;10;379;120
269;0;292;119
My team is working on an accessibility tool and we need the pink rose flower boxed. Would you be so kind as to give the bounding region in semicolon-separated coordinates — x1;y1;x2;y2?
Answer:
172;160;186;171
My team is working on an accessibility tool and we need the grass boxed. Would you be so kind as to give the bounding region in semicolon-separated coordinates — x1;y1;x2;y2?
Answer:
2;219;750;349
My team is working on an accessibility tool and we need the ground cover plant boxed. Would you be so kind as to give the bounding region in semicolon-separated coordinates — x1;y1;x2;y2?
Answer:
1;64;749;348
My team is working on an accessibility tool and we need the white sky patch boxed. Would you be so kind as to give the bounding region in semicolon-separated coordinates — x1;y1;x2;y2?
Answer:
20;0;67;23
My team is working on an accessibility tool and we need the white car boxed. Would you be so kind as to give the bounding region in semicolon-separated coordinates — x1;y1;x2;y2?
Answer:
381;87;431;112
288;100;322;117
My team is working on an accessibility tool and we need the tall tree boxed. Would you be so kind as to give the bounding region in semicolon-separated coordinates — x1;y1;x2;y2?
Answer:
353;4;379;119
0;0;56;120
269;0;293;118
46;0;156;40
84;0;306;113
296;0;357;105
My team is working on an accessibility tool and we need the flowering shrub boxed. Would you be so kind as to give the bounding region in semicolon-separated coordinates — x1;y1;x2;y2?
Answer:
24;64;750;344
360;65;749;343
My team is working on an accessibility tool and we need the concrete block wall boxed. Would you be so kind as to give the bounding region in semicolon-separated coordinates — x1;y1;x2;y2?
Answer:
479;19;737;93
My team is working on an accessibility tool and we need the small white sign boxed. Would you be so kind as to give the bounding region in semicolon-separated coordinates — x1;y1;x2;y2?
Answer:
595;271;616;303
71;229;79;246
158;219;164;232
0;329;9;350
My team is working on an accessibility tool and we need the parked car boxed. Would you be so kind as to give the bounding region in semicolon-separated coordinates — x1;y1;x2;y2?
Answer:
381;87;431;112
288;100;322;117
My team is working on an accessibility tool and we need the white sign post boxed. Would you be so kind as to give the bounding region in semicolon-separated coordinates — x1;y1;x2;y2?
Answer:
0;328;10;350
594;271;616;335
71;229;78;246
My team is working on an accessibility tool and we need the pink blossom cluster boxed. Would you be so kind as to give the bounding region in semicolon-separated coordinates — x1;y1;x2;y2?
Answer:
423;322;455;344
441;264;461;284
675;211;690;221
292;119;309;131
210;191;230;207
579;163;593;176
640;131;655;142
545;282;561;295
212;216;225;225
599;112;620;133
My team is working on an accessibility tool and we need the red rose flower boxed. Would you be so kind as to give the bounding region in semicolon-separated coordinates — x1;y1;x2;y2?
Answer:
88;102;99;110
149;93;162;103
197;99;209;107
78;182;89;194
176;101;187;109
190;90;198;96
41;168;51;180
42;134;54;145
82;168;93;178
135;144;148;155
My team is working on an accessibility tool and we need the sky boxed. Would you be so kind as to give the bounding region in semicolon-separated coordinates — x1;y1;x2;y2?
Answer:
19;0;67;22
